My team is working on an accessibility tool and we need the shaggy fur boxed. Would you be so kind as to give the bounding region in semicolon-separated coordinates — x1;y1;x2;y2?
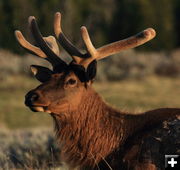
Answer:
51;87;180;169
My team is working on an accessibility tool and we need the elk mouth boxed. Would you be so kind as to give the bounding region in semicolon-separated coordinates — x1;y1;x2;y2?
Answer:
24;92;51;113
29;105;51;113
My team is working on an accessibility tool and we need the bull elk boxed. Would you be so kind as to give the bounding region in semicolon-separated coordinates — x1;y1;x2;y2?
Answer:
15;12;180;170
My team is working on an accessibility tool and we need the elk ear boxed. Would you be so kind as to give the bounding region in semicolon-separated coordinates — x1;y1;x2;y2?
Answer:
30;65;53;82
86;60;97;80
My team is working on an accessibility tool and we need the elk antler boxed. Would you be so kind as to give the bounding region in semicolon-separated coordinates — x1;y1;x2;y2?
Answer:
54;12;88;64
54;12;156;68
15;17;67;69
80;27;156;68
15;30;47;58
16;12;156;72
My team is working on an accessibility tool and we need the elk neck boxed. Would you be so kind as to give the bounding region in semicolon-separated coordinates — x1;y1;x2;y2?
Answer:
51;85;180;168
51;86;129;167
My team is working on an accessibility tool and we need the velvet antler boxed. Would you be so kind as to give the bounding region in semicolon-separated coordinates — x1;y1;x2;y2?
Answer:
54;12;156;68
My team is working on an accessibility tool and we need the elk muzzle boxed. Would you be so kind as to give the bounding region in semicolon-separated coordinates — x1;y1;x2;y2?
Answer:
25;90;51;113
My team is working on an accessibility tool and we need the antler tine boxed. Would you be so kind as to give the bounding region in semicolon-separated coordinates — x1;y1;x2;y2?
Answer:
80;26;98;67
96;28;156;59
81;26;97;58
54;12;86;63
80;28;156;68
28;16;67;67
15;30;47;58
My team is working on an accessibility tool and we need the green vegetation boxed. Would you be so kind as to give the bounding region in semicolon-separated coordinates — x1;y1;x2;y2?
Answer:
0;0;180;52
0;75;179;129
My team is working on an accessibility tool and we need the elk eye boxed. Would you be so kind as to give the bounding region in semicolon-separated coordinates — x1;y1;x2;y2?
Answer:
67;78;77;85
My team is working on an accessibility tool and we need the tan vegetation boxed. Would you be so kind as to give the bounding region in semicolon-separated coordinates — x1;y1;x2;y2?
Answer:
1;49;180;82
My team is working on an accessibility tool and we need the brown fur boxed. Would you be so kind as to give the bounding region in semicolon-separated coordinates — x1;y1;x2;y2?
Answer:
47;86;179;169
23;69;180;169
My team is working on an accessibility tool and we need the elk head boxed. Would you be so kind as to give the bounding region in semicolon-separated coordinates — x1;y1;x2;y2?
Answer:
15;12;156;115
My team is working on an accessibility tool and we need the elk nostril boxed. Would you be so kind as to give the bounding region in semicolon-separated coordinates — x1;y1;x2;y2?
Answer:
25;92;39;106
30;93;39;102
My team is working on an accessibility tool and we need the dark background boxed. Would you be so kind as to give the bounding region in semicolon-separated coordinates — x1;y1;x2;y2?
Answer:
0;0;180;53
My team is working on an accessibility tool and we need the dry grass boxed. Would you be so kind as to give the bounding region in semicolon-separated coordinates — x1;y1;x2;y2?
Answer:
95;76;180;113
0;75;52;129
0;128;68;169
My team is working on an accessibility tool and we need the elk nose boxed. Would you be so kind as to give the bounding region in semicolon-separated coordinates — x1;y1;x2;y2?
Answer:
25;91;39;106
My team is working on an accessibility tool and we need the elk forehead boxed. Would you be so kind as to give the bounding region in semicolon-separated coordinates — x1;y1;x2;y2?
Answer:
52;61;97;83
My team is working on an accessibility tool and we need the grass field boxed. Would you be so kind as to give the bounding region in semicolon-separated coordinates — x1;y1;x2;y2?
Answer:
0;75;179;129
